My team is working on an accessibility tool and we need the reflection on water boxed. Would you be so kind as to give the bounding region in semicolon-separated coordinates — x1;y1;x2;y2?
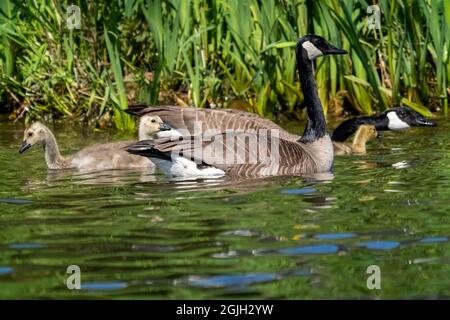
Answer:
24;168;158;189
0;118;449;299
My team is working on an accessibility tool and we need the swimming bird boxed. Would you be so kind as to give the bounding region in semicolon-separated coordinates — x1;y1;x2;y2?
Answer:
331;106;436;142
333;125;377;155
126;35;347;178
19;116;170;171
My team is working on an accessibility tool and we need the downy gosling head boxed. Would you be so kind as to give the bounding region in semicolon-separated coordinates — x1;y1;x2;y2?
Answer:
19;122;48;153
333;124;377;156
351;124;377;154
138;115;172;140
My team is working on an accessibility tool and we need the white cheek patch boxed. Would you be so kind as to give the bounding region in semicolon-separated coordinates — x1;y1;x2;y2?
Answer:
302;41;323;60
387;112;410;130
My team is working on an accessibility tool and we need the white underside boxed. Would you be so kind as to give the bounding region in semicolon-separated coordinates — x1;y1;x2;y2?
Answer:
139;127;224;177
152;155;225;178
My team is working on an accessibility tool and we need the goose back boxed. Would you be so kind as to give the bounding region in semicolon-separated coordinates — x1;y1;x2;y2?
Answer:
127;105;334;175
69;141;153;171
127;105;300;142
127;130;320;178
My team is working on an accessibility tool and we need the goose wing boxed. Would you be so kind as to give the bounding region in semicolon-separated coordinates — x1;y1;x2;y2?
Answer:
127;131;317;176
126;105;298;142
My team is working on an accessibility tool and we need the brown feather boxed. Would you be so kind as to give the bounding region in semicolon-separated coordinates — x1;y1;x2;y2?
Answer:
126;105;299;141
149;130;317;176
126;105;333;175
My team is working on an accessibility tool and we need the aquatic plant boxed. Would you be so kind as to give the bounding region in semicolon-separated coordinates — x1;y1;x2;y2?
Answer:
0;0;448;130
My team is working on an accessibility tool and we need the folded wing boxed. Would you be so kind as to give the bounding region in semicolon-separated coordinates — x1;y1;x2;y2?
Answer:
127;130;317;177
126;105;299;142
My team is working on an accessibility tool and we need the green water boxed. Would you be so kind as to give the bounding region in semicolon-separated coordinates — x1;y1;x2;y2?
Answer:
0;118;449;299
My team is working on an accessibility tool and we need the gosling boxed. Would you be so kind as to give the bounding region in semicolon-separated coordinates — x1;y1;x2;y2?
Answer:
333;124;377;156
19;115;171;171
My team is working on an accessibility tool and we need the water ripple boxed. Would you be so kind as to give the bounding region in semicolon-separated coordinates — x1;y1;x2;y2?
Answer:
277;244;339;255
314;233;356;240
356;241;400;250
0;266;13;275
280;187;317;195
81;282;128;290
9;243;43;250
0;198;33;205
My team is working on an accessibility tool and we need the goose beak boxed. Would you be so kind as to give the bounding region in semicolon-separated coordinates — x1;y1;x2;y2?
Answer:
19;141;31;153
325;44;347;55
415;117;436;127
159;122;172;131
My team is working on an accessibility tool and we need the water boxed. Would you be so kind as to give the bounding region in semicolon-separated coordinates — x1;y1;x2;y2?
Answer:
1;117;449;299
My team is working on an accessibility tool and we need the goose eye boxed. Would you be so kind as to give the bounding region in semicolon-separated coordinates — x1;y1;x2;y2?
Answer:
313;38;322;45
151;119;156;123
28;132;33;137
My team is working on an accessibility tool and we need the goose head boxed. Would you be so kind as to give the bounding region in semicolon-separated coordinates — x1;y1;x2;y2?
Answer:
297;35;347;61
384;107;436;130
19;122;47;153
138;115;172;140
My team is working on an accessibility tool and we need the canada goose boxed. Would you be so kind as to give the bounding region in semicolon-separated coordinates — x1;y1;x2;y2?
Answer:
126;35;347;178
333;125;377;155
19;117;169;171
331;106;436;142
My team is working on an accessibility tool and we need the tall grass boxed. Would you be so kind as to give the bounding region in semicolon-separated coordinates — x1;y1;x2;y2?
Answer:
0;0;448;131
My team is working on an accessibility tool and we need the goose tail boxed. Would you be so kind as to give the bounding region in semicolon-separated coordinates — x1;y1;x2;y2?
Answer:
126;140;171;161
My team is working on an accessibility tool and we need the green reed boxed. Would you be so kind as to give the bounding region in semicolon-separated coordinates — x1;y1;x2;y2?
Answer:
0;0;448;130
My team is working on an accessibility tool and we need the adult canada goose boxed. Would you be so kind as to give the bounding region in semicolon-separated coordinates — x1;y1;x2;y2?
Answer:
333;125;377;156
331;106;436;142
126;35;347;178
19;116;170;171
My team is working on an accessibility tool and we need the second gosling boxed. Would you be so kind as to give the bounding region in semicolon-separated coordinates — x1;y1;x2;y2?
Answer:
19;115;170;171
333;124;377;156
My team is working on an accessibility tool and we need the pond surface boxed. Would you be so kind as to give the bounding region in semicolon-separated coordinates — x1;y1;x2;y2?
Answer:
0;117;449;299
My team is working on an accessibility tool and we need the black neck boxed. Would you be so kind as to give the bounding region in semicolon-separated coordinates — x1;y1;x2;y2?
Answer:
297;49;327;144
331;115;389;142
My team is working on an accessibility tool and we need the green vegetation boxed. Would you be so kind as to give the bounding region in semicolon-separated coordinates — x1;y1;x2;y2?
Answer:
0;0;449;130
